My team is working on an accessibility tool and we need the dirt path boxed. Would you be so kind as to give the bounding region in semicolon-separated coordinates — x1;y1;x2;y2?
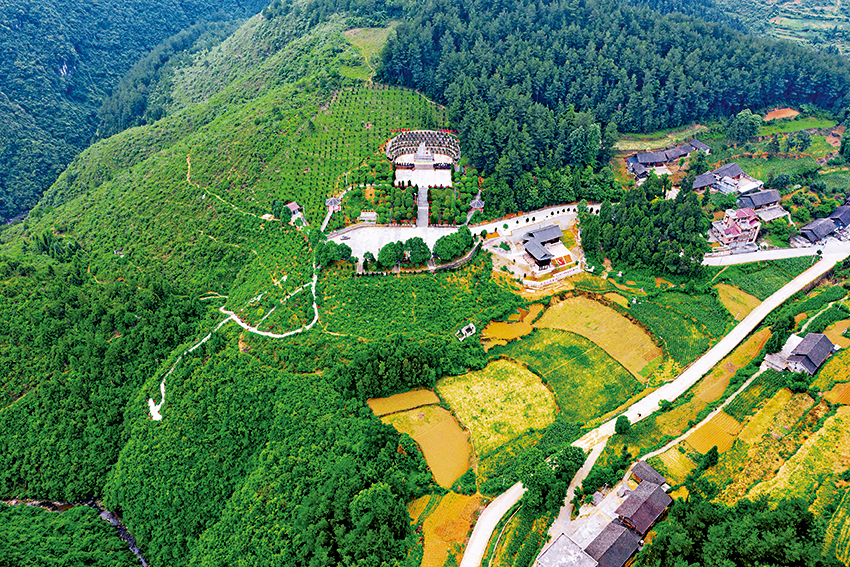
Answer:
147;270;319;421
460;246;849;567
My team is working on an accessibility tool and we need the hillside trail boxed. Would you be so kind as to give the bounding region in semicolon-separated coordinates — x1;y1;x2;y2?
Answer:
147;268;319;421
460;248;848;567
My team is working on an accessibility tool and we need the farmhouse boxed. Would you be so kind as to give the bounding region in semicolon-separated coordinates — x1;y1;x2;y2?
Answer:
787;333;836;375
615;481;672;535
693;163;763;194
710;208;761;247
630;461;667;486
522;225;564;268
537;534;598;567
737;189;780;210
583;521;642;567
625;140;711;180
830;205;850;230
800;217;837;243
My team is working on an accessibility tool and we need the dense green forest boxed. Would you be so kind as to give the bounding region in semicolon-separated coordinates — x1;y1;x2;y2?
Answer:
0;0;270;223
0;504;137;566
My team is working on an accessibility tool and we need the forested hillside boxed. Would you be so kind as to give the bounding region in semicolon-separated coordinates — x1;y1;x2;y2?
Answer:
0;0;270;223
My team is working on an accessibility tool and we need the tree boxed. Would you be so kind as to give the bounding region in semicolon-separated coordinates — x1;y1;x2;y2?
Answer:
404;237;431;265
378;241;403;267
615;415;631;435
728;109;762;143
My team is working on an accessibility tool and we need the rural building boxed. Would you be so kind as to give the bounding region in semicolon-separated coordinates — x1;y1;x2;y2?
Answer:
584;521;642;567
787;333;836;375
325;196;342;213
737;189;780;210
455;323;477;341
830;205;850;230
630;461;667;486
710;208;761;247
693;163;763;194
537;534;598;567
359;211;378;222
615;481;672;535
285;201;301;214
625;140;710;180
522;225;564;269
800;218;836;243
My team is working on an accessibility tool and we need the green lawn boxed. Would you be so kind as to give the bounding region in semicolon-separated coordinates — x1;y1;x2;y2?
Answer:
494;329;642;424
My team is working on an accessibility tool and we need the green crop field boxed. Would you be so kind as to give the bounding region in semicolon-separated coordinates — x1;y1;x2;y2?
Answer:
495;329;642;424
759;117;837;135
709;257;814;300
724;370;789;421
629;299;712;366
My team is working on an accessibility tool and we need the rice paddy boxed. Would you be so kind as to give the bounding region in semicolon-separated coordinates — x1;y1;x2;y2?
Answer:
496;329;642;424
695;329;771;403
535;295;663;378
737;389;794;445
825;382;850;406
686;411;742;454
368;389;441;416
825;490;850;565
409;492;482;567
381;405;471;488
811;347;850;391
823;320;850;349
436;359;557;456
715;284;761;321
653;448;697;484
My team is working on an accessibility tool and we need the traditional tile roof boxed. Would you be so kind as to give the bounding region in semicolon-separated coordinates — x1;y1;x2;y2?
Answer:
524;225;564;244
665;145;694;161
525;240;554;261
690;139;712;152
789;333;835;375
539;534;598;567
636;151;668;164
325;197;342;206
632;163;648;176
714;163;745;179
631;461;667;486
616;481;672;535
830;205;850;228
801;218;836;242
470;198;485;209
693;172;716;190
584;521;642;567
737;189;780;209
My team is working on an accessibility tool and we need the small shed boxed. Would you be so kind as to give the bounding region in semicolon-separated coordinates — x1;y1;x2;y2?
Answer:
285;201;301;214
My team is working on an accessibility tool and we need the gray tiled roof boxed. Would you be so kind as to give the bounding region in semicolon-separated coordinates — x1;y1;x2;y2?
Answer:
690;139;712;152
714;163;745;179
584;521;641;567
524;225;563;244
525;240;554;261
326;197;342;206
693;172;716;189
631;461;667;486
738;189;780;209
636;151;668;164
615;481;672;535
665;145;694;161
791;333;834;371
633;163;648;176
801;218;836;241
829;205;850;227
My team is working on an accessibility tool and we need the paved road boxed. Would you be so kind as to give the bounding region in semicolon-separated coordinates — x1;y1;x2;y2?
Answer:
459;247;849;567
703;238;847;266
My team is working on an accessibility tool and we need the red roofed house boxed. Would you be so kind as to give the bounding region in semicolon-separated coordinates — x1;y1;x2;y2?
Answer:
285;202;301;214
710;208;761;247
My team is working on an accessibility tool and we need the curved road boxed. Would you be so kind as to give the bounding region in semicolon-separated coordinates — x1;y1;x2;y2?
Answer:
460;247;849;567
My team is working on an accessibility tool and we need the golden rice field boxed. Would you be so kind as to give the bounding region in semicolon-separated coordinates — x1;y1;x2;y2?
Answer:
812;347;850;391
368;389;440;416
535;295;662;378
826;382;850;406
715;284;761;321
381;405;471;488
686;411;742;454
696;329;771;403
409;492;482;567
436;359;557;456
604;292;630;307
654;448;697;484
824;320;850;348
825;490;850;565
748;406;850;501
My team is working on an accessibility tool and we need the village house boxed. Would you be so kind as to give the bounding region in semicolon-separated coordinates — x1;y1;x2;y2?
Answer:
830;205;850;230
710;208;761;247
626;140;711;180
583;521;642;567
787;333;836;375
693;163;763;194
615;481;672;536
522;225;564;269
736;189;780;210
800;217;837;243
537;534;598;567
